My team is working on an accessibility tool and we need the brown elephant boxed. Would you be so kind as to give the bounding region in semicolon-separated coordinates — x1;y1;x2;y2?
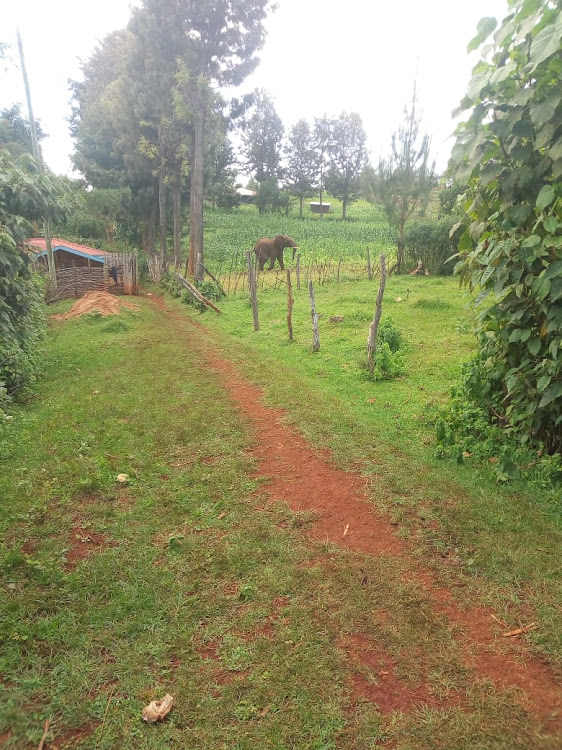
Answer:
253;235;298;271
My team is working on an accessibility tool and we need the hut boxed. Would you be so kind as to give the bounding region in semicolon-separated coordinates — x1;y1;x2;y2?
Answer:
26;238;138;302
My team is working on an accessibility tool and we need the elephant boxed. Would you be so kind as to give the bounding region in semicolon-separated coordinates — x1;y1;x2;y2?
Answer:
253;235;299;271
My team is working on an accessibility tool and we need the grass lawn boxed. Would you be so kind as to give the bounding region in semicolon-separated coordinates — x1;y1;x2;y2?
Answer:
0;282;560;749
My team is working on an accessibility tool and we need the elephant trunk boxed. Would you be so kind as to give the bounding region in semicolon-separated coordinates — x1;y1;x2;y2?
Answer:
292;246;298;261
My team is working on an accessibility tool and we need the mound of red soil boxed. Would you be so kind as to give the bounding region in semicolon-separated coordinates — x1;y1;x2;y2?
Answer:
51;291;138;320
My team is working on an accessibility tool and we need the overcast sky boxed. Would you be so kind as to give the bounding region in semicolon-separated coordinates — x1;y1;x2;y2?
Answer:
2;0;509;178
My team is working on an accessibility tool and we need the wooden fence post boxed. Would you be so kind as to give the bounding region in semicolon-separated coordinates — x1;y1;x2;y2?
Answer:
245;250;259;331
296;253;301;290
366;246;372;280
308;280;320;352
337;256;342;284
287;269;294;341
367;254;387;373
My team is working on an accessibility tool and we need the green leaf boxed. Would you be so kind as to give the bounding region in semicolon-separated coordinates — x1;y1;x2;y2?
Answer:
527;337;541;356
530;91;561;129
538;381;562;409
467;17;498;53
544;260;562;280
536;185;555;211
530;22;562;67
535;123;555;151
536;375;551;393
467;72;491;101
549;137;562;161
543;216;559;233
521;234;542;248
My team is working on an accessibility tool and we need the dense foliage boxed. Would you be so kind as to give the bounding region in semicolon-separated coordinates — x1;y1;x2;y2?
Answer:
0;151;55;418
404;219;459;275
439;0;562;475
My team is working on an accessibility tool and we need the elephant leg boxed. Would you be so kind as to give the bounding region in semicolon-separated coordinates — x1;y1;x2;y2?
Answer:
278;256;285;271
268;255;276;271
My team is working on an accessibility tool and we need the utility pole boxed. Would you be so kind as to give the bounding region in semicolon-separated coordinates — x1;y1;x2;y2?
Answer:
17;29;55;281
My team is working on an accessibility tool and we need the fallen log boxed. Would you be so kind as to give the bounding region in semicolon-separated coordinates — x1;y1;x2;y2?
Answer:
173;273;221;314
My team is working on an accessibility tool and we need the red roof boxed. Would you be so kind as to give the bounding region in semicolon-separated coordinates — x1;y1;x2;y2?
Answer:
26;238;112;259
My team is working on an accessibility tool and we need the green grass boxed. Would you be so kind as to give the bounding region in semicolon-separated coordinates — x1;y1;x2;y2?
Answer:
0;289;560;749
178;274;562;663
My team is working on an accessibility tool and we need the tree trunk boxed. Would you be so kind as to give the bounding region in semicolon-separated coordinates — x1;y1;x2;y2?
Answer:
319;165;324;220
286;269;294;341
173;168;182;270
367;254;387;373
396;203;407;273
158;170;167;273
246;250;259;331
190;102;205;283
309;280;320;352
147;201;157;258
342;199;347;220
44;215;56;283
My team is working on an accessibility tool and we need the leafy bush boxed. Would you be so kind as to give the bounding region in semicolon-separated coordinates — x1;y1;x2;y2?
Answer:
443;0;562;459
363;317;406;381
403;219;459;275
377;317;404;353
0;151;57;422
436;364;562;491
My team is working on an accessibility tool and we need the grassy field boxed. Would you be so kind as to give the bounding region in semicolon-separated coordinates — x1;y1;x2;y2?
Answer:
1;272;560;748
182;272;562;660
202;201;397;274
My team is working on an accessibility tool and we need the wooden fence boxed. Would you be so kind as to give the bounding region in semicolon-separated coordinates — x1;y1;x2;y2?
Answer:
45;251;138;303
212;251;397;296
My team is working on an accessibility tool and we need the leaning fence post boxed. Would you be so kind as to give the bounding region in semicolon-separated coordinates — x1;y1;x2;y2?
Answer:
337;256;343;284
296;253;301;290
245;250;259;331
366;246;372;280
286;269;294;341
367;254;387;373
308;280;320;352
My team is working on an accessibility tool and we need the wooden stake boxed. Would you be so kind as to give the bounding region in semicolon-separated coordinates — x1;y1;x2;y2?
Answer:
296;253;301;290
37;719;50;750
337;256;342;284
366;254;387;374
309;280;320;352
246;250;259;331
367;246;372;280
287;269;294;341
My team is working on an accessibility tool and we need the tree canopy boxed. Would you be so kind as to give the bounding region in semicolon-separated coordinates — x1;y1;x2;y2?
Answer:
325;112;367;219
365;86;436;272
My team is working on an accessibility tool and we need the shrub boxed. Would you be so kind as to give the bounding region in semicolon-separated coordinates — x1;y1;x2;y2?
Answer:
363;317;406;381
403;219;459;275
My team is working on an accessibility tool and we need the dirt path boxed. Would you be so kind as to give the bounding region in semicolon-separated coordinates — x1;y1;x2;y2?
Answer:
149;293;561;729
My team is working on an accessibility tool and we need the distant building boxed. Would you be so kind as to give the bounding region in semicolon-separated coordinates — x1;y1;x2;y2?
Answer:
236;187;257;204
310;202;331;214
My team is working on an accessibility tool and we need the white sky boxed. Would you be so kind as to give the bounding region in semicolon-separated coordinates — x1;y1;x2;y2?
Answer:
1;0;509;177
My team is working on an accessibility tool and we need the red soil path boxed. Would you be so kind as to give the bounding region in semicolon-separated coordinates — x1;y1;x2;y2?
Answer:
149;294;561;727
